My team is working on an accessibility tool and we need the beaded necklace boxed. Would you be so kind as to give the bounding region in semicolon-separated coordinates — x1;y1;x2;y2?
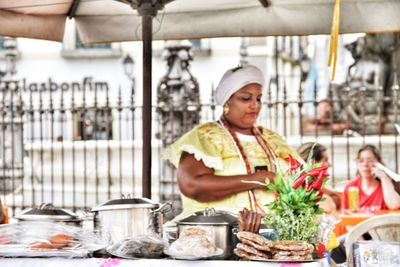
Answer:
218;116;277;212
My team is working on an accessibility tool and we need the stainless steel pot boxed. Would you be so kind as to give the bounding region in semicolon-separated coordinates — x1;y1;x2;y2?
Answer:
177;208;238;259
15;203;82;227
91;197;171;244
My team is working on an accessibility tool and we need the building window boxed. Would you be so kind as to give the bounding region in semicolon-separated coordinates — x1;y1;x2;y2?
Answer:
62;22;121;59
189;39;202;49
75;33;111;50
153;39;211;57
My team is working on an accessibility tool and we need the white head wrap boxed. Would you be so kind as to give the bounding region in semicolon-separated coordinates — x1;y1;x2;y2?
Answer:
215;65;264;105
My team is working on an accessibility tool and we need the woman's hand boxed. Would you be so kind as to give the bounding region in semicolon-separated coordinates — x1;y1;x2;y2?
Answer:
252;170;275;184
372;163;389;180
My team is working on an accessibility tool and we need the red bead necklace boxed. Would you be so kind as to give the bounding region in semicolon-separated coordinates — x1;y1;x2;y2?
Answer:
218;116;276;212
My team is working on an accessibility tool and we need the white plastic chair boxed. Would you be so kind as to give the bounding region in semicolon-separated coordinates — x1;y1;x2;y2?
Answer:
345;213;400;267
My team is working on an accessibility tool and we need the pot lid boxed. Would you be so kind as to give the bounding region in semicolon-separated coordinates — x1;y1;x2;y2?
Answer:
177;208;238;226
15;203;80;221
91;197;159;212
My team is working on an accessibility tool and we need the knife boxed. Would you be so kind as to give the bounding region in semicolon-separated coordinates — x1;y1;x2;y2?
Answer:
395;123;400;135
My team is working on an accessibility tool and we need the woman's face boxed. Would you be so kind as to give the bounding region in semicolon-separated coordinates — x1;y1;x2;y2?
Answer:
357;150;378;179
224;83;262;134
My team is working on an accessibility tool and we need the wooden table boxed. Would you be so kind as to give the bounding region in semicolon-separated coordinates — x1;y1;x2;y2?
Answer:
334;210;400;236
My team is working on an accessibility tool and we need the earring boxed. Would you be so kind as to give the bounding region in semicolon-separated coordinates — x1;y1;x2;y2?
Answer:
223;104;229;115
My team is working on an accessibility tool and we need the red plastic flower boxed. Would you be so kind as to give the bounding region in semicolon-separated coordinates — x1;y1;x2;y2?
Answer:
315;242;326;258
284;155;301;171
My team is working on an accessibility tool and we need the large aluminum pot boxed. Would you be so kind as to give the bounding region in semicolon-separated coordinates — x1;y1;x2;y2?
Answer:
177;208;238;259
91;197;171;244
15;203;82;227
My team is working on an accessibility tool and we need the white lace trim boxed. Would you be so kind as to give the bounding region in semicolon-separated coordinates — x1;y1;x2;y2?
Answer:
179;144;223;170
215;121;247;172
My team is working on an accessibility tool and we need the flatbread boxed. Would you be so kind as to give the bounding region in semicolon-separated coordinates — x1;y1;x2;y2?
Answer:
234;248;270;260
237;231;272;246
272;249;311;256
272;240;312;251
240;237;271;252
236;243;269;258
272;253;313;261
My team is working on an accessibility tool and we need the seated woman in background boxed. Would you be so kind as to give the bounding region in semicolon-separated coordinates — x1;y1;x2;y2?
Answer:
297;142;341;214
343;144;400;211
331;144;400;264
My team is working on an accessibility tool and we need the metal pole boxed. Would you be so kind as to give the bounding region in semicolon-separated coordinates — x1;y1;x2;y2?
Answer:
142;14;152;198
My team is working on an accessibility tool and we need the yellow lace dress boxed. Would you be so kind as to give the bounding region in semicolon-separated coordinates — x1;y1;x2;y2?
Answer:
163;122;298;219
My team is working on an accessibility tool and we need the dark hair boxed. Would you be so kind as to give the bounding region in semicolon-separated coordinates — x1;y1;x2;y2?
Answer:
297;142;327;162
357;144;382;162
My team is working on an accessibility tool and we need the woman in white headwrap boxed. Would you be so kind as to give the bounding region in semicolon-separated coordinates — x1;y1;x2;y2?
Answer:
164;65;299;219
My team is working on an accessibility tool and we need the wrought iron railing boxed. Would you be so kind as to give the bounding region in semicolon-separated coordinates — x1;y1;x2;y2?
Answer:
1;79;399;219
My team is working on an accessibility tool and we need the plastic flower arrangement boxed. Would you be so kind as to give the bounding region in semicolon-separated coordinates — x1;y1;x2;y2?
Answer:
263;152;330;247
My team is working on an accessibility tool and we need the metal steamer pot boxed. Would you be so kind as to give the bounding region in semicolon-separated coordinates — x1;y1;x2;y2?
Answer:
177;208;238;259
15;203;82;227
91;197;171;244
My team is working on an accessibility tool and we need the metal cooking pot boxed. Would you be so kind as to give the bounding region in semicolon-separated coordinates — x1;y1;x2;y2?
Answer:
91;197;171;244
177;208;238;259
15;203;82;227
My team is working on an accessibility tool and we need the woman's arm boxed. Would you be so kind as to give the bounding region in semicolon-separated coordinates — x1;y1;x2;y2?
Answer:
379;173;400;209
177;152;275;202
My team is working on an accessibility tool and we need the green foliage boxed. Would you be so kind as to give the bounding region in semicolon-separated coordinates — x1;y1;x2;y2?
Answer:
264;148;328;244
267;175;324;217
264;206;319;244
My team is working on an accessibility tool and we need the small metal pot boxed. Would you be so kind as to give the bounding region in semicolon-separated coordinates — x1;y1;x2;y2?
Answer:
15;203;82;227
91;197;171;244
177;208;238;259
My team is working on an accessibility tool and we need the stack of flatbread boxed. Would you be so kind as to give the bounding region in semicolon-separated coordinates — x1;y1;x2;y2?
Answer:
234;231;314;261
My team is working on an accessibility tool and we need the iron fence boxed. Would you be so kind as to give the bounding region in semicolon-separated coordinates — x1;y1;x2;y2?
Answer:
1;34;400;218
0;78;399;218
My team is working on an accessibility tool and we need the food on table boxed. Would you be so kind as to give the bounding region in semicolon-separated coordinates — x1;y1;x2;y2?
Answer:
270;240;313;260
238;208;262;233
166;227;222;258
271;253;312;260
236;243;269;258
273;249;310;256
0;221;106;258
28;232;75;250
234;231;314;261
181;227;206;236
0;233;12;245
237;231;272;250
29;241;54;250
272;240;314;252
107;235;166;259
234;247;269;260
49;232;73;249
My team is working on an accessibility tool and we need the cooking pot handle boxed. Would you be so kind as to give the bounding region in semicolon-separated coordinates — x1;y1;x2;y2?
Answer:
151;202;172;214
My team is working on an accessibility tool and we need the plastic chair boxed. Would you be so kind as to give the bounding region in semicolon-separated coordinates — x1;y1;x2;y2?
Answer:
345;213;400;267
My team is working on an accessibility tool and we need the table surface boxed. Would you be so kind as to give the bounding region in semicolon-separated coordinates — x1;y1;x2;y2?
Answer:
334;209;400;236
0;257;324;267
